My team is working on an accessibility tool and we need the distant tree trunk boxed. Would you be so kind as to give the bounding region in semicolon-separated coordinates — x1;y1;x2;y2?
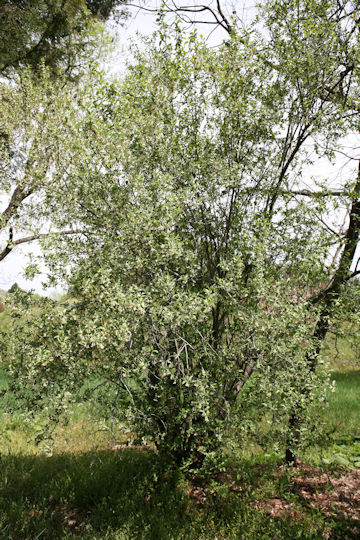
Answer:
286;160;360;465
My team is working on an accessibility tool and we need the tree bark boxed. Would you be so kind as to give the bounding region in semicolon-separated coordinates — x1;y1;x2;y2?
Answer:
0;229;84;262
286;160;360;465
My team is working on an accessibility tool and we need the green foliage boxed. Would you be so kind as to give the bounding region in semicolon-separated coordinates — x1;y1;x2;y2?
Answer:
3;26;338;469
0;0;127;77
0;60;109;261
0;3;122;265
3;1;360;472
322;434;360;468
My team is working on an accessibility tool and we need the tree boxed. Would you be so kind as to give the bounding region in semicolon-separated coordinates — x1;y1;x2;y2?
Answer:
0;0;128;77
0;65;90;265
3;26;337;469
0;1;130;267
4;1;360;469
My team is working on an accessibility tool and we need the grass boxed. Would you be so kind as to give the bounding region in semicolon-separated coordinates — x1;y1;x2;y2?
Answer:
0;369;359;538
323;329;359;372
0;449;340;539
327;371;360;437
0;449;187;539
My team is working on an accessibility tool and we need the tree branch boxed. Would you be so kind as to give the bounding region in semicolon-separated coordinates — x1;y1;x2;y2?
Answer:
127;1;233;33
0;229;84;262
1;185;34;227
287;188;347;198
310;161;360;307
232;358;257;397
0;10;60;73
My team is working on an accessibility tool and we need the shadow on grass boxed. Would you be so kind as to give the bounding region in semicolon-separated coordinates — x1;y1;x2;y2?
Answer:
0;447;349;540
0;448;192;539
331;370;360;385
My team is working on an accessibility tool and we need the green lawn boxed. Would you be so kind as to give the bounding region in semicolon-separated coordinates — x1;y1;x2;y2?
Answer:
0;447;350;539
327;371;360;437
0;368;359;538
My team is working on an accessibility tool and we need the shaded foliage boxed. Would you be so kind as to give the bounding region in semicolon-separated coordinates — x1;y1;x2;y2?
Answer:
0;0;127;77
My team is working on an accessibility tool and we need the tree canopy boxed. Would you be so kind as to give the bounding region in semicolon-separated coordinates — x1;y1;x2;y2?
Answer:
0;0;128;77
2;0;360;469
0;0;128;265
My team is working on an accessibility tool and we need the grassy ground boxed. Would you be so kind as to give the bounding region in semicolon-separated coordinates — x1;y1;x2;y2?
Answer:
327;371;360;437
0;369;359;539
2;449;349;540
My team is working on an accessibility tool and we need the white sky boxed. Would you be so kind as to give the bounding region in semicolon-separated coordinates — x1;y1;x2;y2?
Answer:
1;1;359;295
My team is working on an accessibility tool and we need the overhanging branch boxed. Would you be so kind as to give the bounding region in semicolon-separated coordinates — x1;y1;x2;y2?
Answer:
1;184;34;227
127;1;233;33
288;189;347;198
0;229;84;262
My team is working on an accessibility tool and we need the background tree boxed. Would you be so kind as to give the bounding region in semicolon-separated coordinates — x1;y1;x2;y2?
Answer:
0;1;129;266
0;0;128;77
0;65;90;264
